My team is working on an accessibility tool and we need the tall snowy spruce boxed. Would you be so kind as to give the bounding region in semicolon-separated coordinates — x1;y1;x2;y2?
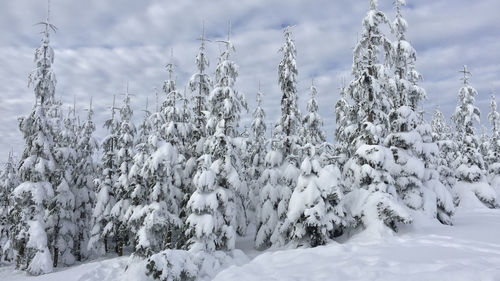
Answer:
188;25;248;252
256;26;302;248
487;94;500;192
385;0;454;224
88;96;119;257
451;66;496;208
73;99;98;261
342;0;412;234
132;59;185;257
11;16;58;275
0;152;19;262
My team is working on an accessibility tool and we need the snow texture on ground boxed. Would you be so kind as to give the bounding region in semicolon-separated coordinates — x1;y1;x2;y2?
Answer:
1;209;499;281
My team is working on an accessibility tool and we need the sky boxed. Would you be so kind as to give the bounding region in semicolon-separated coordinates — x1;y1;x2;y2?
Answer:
0;0;499;161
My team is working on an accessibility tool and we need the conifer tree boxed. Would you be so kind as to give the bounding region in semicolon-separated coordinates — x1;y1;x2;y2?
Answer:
248;88;267;210
73;98;98;261
195;24;248;251
343;0;411;233
48;108;78;267
185;155;218;252
302;80;326;147
283;145;345;247
189;25;212;153
108;91;136;256
127;100;151;254
451;66;496;208
88;96;119;257
334;79;352;169
0;152;18;262
487;94;500;191
11;15;58;274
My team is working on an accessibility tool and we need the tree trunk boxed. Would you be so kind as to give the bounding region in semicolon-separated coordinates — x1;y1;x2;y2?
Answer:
53;247;58;268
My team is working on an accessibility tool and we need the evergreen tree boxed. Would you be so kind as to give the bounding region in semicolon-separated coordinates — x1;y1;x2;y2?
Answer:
189;25;212;153
0;152;18;262
451;66;496;208
432;108;459;203
302;80;326;146
88;96;119;257
248;88;267;213
185;155;218;252
196;25;248;251
283;145;345;247
11;17;58;274
108;91;136;256
487;94;500;191
126;100;151;255
48;108;78;267
334;79;352;169
73;99;98;261
343;0;411;233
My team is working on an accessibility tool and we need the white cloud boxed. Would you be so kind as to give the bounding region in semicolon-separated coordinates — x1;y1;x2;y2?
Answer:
0;0;499;161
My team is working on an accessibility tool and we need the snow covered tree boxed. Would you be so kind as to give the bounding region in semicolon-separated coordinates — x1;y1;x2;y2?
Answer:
276;26;302;159
255;144;283;250
334;79;353;169
47;108;78;267
127;101;151;255
73;99;98;261
451;66;496;208
342;0;411;233
107;91;136;256
247;88;267;211
0;151;18;262
302;80;326;147
185;155;218;252
432;108;459;201
487;94;500;192
197;25;248;250
189;25;212;153
283;145;345;247
10;16;59;275
88;96;119;257
390;0;426;110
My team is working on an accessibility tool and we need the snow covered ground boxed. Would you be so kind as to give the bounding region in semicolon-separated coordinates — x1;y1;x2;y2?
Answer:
1;208;500;281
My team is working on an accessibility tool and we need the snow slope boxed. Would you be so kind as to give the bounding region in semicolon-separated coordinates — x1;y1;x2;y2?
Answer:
1;209;500;281
215;209;500;281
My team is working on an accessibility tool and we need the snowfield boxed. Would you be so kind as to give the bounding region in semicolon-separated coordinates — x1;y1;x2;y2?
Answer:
1;208;500;281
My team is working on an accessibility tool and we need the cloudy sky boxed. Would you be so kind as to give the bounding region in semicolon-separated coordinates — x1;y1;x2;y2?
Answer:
0;0;499;161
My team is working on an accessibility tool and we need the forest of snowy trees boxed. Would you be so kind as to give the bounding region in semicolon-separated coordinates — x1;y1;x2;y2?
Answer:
0;0;499;280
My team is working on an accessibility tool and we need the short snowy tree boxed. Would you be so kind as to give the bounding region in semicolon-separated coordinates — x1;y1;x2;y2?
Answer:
185;155;219;252
0;152;19;262
487;95;500;192
334;79;353;169
302;81;326;147
283;145;345;247
451;67;496;208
